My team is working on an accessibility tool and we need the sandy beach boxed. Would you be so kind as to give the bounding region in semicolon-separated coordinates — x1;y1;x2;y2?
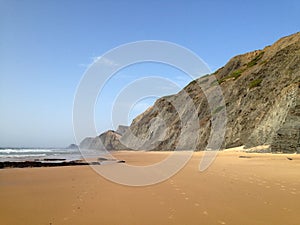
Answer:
1;151;300;225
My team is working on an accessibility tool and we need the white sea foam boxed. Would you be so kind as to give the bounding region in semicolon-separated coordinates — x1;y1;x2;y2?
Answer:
0;148;100;162
0;154;47;158
0;149;54;154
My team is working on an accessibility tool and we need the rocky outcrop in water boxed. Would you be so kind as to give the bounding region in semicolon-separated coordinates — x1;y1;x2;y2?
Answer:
66;144;78;149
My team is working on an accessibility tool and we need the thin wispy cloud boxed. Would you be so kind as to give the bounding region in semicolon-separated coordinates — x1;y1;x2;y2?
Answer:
78;56;119;68
78;63;89;68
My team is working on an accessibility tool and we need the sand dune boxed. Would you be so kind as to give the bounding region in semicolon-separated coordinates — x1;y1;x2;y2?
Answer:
1;151;300;225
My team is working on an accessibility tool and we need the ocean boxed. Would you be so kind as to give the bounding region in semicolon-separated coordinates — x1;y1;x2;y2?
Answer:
0;148;101;162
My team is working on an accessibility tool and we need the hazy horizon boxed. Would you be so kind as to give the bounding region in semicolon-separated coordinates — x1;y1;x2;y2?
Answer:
1;0;300;147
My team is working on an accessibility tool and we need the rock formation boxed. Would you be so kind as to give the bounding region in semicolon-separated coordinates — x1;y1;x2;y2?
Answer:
270;87;300;153
120;32;300;153
79;128;129;150
116;125;129;135
81;32;300;153
66;144;78;149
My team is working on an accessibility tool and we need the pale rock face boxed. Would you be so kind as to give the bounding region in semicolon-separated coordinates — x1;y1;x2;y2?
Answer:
80;32;300;153
116;125;129;135
270;86;300;153
79;130;128;150
121;32;300;153
79;137;97;149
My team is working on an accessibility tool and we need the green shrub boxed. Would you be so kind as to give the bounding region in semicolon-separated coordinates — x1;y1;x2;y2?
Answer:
217;78;226;84
218;68;245;84
259;60;268;65
213;106;225;114
249;78;263;89
247;51;265;68
210;80;219;86
229;68;245;79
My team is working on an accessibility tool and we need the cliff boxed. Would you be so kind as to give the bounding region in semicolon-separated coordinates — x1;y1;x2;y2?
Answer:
120;32;300;153
79;128;128;150
80;32;300;153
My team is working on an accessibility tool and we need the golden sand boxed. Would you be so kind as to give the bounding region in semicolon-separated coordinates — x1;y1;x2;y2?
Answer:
0;151;300;225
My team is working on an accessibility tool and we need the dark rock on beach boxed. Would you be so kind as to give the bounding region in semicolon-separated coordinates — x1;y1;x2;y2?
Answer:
0;157;126;169
66;144;79;149
0;160;89;169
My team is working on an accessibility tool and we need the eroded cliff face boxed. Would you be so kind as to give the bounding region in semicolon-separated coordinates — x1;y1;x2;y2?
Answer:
79;129;128;150
246;83;298;148
120;32;300;152
80;32;300;153
270;85;300;153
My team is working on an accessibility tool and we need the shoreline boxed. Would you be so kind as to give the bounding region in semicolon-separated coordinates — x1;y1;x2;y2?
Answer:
1;145;298;169
1;150;299;225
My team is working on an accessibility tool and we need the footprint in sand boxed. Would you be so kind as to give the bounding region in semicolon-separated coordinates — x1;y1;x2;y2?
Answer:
168;215;174;219
282;207;291;211
169;207;175;212
264;201;272;205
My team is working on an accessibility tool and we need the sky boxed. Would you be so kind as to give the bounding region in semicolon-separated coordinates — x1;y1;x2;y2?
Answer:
0;0;299;147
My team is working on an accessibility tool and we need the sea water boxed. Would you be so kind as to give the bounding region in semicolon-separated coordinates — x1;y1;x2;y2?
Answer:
0;148;102;162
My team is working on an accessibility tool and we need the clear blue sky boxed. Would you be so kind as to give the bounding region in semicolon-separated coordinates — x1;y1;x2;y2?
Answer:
1;0;299;147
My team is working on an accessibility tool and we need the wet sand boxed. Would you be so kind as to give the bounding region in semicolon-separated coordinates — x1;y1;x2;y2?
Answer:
0;151;300;225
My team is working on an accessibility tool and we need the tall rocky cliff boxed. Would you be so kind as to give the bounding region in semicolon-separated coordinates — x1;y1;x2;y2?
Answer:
81;32;300;153
80;126;128;150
